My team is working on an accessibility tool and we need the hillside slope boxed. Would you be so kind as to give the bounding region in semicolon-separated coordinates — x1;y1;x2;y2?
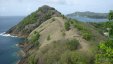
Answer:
6;5;107;64
6;5;62;37
18;16;106;64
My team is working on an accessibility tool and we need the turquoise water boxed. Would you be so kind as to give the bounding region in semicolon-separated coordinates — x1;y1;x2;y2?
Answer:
0;16;24;64
67;15;108;22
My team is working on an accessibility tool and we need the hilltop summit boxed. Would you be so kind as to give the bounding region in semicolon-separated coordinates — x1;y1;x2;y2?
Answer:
6;5;62;37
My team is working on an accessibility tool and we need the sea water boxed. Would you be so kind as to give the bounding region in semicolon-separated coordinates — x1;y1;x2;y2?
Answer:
0;16;24;64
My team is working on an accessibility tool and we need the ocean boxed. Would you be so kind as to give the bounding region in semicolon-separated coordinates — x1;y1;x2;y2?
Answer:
0;16;24;64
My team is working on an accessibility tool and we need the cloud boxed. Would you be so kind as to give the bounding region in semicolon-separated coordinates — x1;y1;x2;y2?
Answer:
0;0;113;16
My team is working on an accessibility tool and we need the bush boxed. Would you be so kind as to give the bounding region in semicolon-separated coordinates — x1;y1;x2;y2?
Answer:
52;18;55;21
47;35;51;41
64;21;70;31
95;40;113;64
62;32;66;36
62;15;66;19
108;10;113;21
60;51;88;64
66;39;80;50
30;31;40;46
82;32;92;41
28;55;37;64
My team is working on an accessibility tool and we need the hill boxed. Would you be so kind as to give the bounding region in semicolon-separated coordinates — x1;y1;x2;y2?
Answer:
67;11;108;19
7;5;107;64
6;5;62;37
18;14;105;64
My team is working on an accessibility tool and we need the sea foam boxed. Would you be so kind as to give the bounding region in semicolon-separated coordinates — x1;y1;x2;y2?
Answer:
0;32;17;37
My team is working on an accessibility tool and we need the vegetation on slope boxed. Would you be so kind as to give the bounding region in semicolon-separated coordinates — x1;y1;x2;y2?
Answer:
94;10;113;64
18;6;110;64
27;39;93;64
108;10;113;21
7;5;61;37
95;40;113;64
64;21;70;31
29;31;40;47
65;19;93;41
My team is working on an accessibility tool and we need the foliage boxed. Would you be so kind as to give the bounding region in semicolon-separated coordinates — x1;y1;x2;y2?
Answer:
42;40;68;64
40;39;90;64
62;32;66;36
101;21;113;37
66;39;80;50
52;18;55;21
28;55;37;64
30;31;40;46
62;15;67;19
95;40;113;64
82;32;92;41
47;35;51;41
108;10;113;21
19;12;38;27
72;20;88;31
64;21;70;31
72;20;93;40
60;51;89;64
109;25;113;38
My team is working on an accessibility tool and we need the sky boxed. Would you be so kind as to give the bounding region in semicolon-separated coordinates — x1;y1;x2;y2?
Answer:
0;0;113;16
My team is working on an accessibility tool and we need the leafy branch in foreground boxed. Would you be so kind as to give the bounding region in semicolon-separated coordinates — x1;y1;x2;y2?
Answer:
95;40;113;64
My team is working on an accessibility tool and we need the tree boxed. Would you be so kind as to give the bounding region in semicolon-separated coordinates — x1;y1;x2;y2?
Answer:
108;10;113;21
95;40;113;64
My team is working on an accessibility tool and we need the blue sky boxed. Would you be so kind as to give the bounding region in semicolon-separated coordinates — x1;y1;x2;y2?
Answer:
0;0;113;16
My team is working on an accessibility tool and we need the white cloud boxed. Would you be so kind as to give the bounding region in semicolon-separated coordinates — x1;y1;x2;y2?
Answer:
0;0;113;16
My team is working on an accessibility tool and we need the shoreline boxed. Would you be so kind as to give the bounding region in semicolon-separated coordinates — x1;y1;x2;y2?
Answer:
16;43;26;64
16;60;20;64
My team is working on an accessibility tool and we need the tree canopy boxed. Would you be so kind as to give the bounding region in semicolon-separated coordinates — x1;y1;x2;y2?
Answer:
108;10;113;21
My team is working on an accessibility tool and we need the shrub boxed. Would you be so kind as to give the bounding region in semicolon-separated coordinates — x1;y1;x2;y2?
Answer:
52;18;55;21
95;40;113;64
29;32;40;46
28;55;37;64
62;15;66;19
66;39;80;50
47;35;51;41
31;32;40;42
60;51;88;64
108;10;113;21
82;32;92;41
64;21;70;31
62;32;66;36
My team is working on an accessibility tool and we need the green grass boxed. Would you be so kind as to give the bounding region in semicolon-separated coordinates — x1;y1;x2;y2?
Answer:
70;19;93;40
66;39;80;50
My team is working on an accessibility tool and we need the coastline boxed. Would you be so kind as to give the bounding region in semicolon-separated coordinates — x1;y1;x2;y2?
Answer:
16;60;20;64
16;43;26;64
5;32;27;64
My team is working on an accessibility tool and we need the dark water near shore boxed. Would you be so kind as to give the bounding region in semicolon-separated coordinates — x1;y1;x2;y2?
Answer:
0;16;24;64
